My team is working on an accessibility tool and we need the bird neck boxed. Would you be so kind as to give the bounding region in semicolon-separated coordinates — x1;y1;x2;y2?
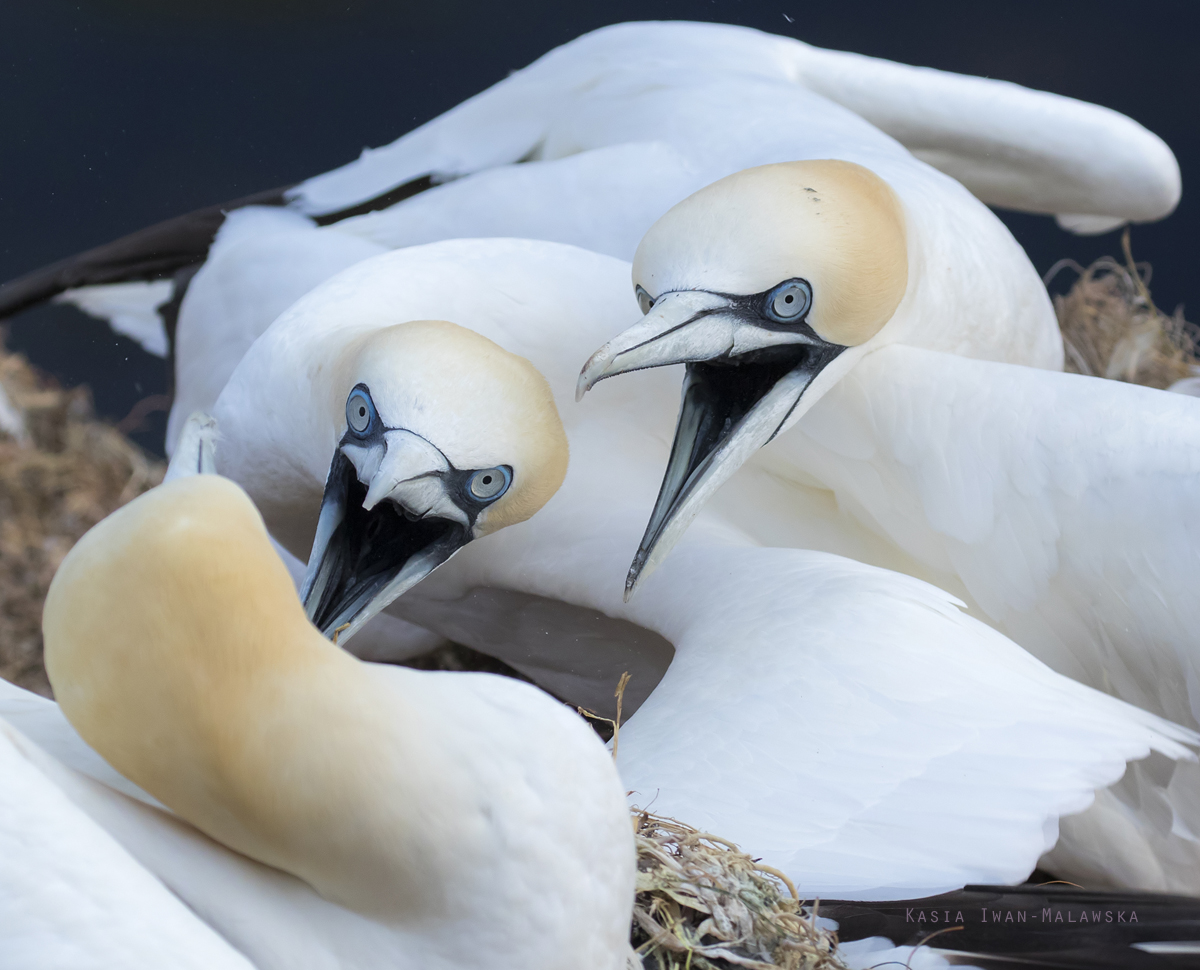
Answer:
43;477;460;920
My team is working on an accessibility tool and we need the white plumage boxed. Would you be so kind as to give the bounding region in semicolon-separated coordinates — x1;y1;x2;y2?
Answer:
209;238;1198;896
0;715;252;970
293;22;1178;229
572;152;1200;888
417;414;1198;899
46;21;1177;445
0;19;1192;941
752;346;1200;890
1;471;636;970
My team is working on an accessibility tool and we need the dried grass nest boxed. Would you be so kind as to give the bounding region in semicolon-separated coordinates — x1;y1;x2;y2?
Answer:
0;349;164;696
1051;230;1199;389
631;809;846;970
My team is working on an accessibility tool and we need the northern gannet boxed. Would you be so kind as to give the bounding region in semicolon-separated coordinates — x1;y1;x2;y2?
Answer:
4;472;635;969
222;316;567;644
0;21;1178;437
196;238;1199;895
576;159;936;594
577;162;1200;891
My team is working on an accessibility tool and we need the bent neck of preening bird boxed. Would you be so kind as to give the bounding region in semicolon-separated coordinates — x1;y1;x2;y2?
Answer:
42;476;469;921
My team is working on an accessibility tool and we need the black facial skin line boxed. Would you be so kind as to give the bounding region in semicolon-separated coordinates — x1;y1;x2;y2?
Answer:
307;451;467;633
614;278;821;370
305;383;513;635
341;382;513;528
642;276;821;338
673;341;845;489
627;281;846;588
633;341;845;575
638;276;842;490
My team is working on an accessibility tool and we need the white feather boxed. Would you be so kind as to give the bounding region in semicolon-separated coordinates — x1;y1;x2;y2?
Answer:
210;239;1198;895
57;280;172;357
742;345;1200;889
161;20;1186;445
0;717;253;969
295;22;1177;227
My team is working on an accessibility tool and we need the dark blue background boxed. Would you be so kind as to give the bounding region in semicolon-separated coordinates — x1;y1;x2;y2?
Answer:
2;0;1196;454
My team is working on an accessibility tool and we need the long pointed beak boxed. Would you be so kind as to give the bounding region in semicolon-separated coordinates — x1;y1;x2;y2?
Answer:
577;289;848;599
577;291;740;399
300;431;472;644
625;357;838;599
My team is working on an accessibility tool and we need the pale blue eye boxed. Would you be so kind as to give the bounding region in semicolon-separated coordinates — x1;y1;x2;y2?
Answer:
346;388;374;434
469;467;511;501
635;285;655;316
767;280;812;322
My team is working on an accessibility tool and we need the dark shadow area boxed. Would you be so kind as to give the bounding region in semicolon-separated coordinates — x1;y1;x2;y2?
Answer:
4;304;169;457
394;640;622;739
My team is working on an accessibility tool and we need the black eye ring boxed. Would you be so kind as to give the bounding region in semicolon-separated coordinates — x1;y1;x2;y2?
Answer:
764;279;813;324
345;385;376;436
635;285;656;316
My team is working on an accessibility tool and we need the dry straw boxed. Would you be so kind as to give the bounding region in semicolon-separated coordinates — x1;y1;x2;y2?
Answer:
0;348;163;696
630;809;847;970
1050;228;1199;389
586;671;847;970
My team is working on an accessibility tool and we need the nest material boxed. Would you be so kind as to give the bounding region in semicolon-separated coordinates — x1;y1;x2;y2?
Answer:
631;810;847;970
1052;232;1199;389
0;349;164;697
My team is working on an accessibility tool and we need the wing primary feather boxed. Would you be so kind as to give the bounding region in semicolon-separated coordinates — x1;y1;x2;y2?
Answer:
308;173;442;226
0;184;293;320
824;883;1200;968
0;172;445;325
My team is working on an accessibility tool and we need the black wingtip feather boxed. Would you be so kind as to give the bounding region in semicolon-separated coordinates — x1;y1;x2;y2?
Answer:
0;184;293;321
821;884;1200;969
0;171;447;322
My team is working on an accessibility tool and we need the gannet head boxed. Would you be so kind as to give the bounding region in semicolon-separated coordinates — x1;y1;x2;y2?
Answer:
302;319;568;642
576;160;908;597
